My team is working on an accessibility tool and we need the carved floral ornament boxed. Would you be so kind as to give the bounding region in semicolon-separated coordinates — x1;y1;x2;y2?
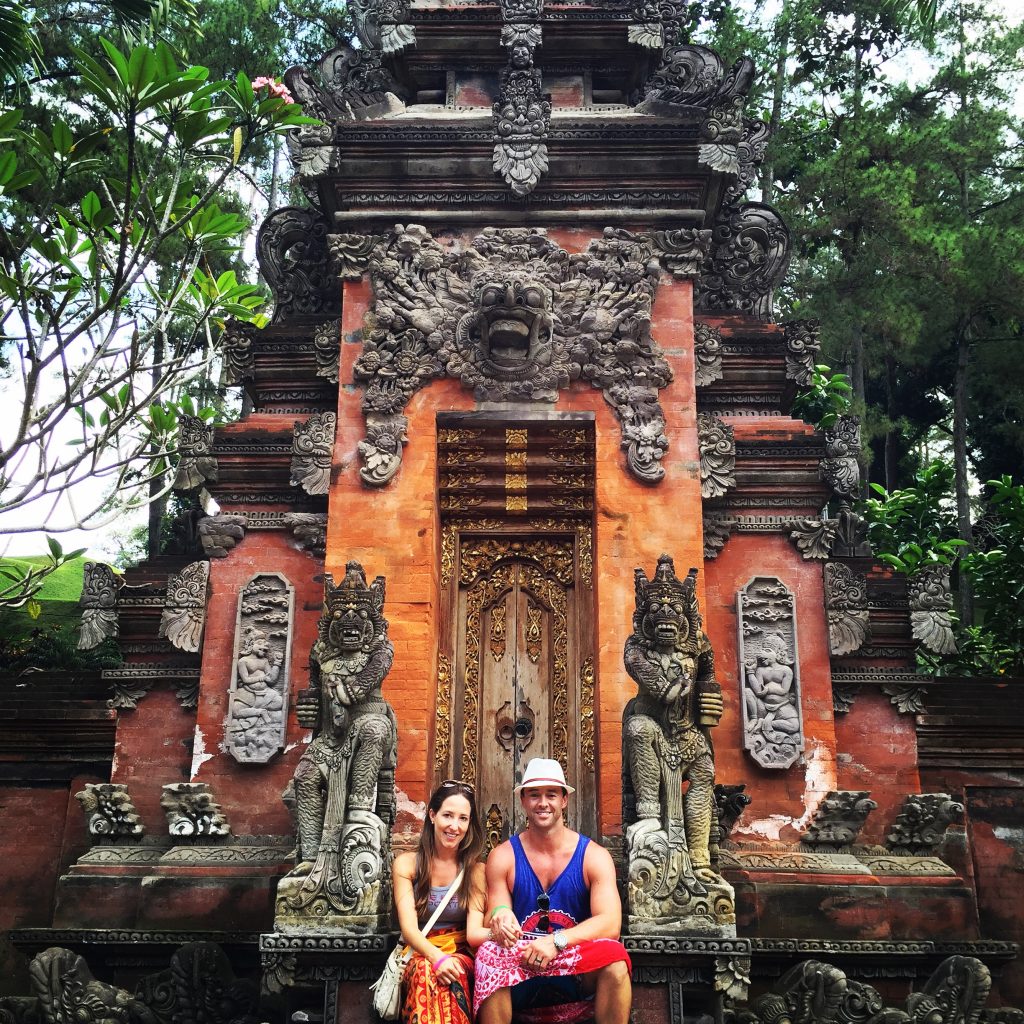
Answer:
337;224;718;488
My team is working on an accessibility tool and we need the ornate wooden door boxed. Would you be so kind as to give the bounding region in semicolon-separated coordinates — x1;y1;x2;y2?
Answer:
436;531;596;846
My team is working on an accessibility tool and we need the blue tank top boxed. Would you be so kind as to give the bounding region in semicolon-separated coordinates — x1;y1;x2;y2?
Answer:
511;833;590;935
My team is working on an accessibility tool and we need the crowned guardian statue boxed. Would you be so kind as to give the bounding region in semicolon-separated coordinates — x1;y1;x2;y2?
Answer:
622;555;735;935
275;561;397;933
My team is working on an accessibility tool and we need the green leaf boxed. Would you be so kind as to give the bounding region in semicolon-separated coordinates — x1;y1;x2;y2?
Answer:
26;599;42;619
46;536;63;560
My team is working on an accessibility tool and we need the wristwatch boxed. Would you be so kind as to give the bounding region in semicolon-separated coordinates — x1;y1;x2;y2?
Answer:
552;931;569;953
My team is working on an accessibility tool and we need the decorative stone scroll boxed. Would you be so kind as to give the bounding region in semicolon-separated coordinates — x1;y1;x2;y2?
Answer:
159;561;210;653
787;518;836;560
783;320;821;386
171;415;217;492
75;783;144;839
277;561;397;933
198;513;248;558
221;318;258;385
225;574;294;764
160;782;231;836
820;416;862;501
350;225;679;486
737;577;803;770
887;793;964;855
350;0;415;55
909;565;957;656
698;413;736;499
801;791;877;849
622;555;735;935
290;412;336;496
256;206;341;324
703;515;734;560
732;956;995;1024
694;321;723;387
78;561;122;650
823;562;869;657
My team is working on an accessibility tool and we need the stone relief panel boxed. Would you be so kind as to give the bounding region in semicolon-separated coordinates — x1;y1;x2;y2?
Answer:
347;224;699;487
224;574;295;764
909;565;957;656
823;562;870;657
736;577;803;770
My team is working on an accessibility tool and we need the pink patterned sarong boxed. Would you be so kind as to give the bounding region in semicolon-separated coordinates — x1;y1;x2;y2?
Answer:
473;938;631;1024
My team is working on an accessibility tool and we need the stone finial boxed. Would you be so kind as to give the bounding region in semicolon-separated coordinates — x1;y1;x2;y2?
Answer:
75;783;144;840
159;561;210;653
824;562;869;657
820;416;861;501
801;790;877;849
313;318;341;383
290;412;336;496
172;415;218;492
886;793;965;855
909;565;957;656
78;561;122;650
198;513;248;558
160;782;231;837
221;318;258;385
783;320;821;386
694;321;724;387
698;413;736;499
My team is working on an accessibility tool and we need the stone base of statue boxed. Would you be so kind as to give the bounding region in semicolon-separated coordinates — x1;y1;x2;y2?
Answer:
624;819;736;937
274;810;391;934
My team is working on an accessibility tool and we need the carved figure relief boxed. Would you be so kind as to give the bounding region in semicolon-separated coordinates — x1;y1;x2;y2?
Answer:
78;562;122;650
909;565;957;656
698;413;736;499
159;561;210;653
823;562;870;657
737;577;803;770
621;555;735;935
290;412;336;496
160;782;231;836
225;574;294;764
351;225;677;485
75;783;144;839
171;415;217;492
278;562;396;931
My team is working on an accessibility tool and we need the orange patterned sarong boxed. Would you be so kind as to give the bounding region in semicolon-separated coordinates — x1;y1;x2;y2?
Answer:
400;928;475;1024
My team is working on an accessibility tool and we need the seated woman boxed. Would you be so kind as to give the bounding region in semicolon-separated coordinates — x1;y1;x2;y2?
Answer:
393;780;489;1024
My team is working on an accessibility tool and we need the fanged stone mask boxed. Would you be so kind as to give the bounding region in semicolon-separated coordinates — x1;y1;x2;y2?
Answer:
463;274;554;381
634;555;697;649
328;605;374;651
322;561;385;652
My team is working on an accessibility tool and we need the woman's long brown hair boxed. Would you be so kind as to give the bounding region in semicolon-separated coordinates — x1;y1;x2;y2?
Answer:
413;781;485;922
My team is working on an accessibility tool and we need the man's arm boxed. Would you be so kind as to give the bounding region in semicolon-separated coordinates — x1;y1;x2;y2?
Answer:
485;841;522;948
569;841;621;944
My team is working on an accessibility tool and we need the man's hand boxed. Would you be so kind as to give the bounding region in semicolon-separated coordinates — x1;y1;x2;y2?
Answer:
490;908;522;949
432;954;467;987
519;935;559;972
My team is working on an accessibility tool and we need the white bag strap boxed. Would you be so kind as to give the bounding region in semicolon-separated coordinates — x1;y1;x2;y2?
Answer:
419;868;465;936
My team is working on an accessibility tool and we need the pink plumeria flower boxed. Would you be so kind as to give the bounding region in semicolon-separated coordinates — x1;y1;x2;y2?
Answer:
250;76;295;104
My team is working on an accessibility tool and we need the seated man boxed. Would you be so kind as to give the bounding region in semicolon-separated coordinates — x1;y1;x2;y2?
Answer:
474;758;632;1024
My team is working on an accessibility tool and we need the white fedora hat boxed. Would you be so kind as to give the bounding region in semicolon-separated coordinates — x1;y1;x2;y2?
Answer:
514;758;575;794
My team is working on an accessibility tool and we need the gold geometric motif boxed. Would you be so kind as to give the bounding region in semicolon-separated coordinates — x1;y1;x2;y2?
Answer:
462;565;516;785
506;495;528;513
434;653;452;772
490;602;507;661
506;450;527;469
485;803;505;853
505;473;528;490
525;600;543;663
460;537;575;587
580;657;595;770
506;428;528;448
520;564;569;771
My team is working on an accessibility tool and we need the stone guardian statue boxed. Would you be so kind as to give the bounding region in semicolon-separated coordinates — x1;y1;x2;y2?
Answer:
621;555;735;935
275;561;397;933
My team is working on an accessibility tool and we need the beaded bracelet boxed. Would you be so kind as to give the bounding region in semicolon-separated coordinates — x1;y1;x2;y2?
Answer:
433;955;452;972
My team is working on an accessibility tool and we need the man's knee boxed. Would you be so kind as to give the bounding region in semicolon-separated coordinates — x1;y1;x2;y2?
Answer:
598;961;631;988
477;987;512;1024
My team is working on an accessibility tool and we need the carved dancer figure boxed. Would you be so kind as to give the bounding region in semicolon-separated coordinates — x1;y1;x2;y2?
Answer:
229;628;285;759
284;561;397;922
621;556;733;932
476;759;632;1024
744;641;799;748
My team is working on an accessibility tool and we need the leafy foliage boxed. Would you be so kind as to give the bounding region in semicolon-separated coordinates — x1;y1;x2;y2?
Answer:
791;364;853;429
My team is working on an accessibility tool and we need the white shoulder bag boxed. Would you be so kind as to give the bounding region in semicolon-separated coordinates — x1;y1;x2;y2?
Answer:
372;868;465;1020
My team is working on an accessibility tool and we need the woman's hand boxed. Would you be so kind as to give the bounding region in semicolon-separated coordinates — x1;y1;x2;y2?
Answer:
490;908;522;949
432;954;466;987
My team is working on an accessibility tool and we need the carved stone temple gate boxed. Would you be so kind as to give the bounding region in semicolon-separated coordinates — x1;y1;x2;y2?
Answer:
9;0;1024;1014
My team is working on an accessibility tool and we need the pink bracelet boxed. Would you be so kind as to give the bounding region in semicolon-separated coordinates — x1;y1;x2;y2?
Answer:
433;954;452;972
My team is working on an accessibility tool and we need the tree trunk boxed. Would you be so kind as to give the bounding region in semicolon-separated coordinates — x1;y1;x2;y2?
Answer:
884;352;899;489
953;323;974;625
761;0;791;204
148;331;167;559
